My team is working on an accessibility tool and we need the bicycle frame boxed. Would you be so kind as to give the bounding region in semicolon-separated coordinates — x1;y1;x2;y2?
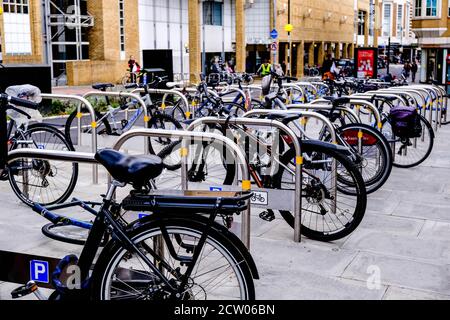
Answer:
34;180;222;297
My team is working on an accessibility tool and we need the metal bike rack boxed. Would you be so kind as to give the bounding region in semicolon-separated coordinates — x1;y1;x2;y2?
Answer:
130;88;191;119
111;128;253;249
186;117;304;243
41;93;99;184
300;102;362;124
410;85;445;129
282;83;307;104
243;109;339;215
83;91;150;151
310;98;382;129
351;92;410;107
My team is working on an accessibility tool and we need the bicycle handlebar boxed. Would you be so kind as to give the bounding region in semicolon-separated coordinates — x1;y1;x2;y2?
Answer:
0;93;40;110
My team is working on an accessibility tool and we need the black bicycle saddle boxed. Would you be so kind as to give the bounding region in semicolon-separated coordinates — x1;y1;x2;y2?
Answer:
92;83;115;91
95;149;163;188
323;96;351;106
266;113;301;125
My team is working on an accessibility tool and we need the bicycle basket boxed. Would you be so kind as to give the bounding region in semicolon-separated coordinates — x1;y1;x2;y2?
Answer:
389;106;422;139
5;85;43;125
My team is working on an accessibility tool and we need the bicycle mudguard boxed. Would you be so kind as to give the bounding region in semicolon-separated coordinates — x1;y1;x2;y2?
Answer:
301;139;352;157
127;213;260;280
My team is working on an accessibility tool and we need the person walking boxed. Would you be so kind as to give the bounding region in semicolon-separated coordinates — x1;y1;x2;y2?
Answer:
257;59;272;77
403;60;412;79
411;60;418;83
127;55;141;83
321;54;334;80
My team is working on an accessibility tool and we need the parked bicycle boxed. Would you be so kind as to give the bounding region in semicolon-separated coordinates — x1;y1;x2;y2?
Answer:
1;93;258;300
0;86;78;206
65;82;182;155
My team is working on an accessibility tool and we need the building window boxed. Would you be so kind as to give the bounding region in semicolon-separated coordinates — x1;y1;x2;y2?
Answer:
2;0;32;55
382;3;392;37
119;0;125;55
2;0;29;14
426;0;438;16
358;10;366;36
203;1;223;26
415;0;440;17
397;4;403;37
415;0;422;16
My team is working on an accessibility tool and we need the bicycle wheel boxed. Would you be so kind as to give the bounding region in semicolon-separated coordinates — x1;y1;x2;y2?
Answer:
42;222;109;246
223;102;246;117
273;143;367;241
147;113;183;155
156;137;236;190
90;216;255;300
383;115;434;168
65;107;111;148
337;123;392;194
8;123;79;206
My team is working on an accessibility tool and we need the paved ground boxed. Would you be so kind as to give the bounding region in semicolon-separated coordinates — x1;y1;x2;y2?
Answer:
1;116;450;300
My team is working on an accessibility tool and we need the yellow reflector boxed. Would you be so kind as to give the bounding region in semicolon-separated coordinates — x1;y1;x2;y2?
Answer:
242;180;251;191
377;122;383;129
358;130;363;139
180;147;188;157
91;122;97;129
185;111;192;118
296;156;303;165
76;112;83;119
161;103;166;110
144;116;150;122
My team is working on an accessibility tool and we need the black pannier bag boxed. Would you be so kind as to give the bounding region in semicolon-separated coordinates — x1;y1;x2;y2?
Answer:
389;106;423;138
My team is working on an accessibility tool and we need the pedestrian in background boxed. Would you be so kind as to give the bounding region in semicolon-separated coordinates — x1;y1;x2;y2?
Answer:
411;61;418;83
403;60;411;79
257;59;272;77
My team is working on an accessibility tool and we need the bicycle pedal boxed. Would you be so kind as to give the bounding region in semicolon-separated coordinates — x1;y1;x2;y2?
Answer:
259;210;275;222
11;281;46;300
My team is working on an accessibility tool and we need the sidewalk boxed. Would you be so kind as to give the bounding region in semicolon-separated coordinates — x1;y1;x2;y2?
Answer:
1;123;450;300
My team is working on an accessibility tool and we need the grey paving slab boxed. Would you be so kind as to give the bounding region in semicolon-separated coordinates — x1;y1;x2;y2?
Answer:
252;237;357;278
342;252;450;296
256;268;387;300
342;229;450;263
357;211;425;236
1;116;450;300
383;286;450;300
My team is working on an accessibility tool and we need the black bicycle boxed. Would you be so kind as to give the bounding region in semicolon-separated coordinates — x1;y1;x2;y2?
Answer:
0;91;78;206
1;94;258;301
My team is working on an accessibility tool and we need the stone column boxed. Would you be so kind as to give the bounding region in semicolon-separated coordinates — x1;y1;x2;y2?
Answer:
235;0;246;73
335;42;341;59
349;43;355;59
308;42;315;66
317;42;325;66
296;40;304;78
342;43;348;58
364;10;369;46
188;0;201;83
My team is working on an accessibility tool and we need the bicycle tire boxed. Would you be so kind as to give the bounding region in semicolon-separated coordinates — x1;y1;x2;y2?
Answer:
147;113;183;155
274;143;367;241
90;215;255;300
8;123;79;206
157;138;236;188
65;107;111;149
41;222;109;246
388;115;434;168
336;123;393;194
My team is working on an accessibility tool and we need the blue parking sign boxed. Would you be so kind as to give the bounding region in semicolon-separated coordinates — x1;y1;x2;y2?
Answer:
30;260;49;283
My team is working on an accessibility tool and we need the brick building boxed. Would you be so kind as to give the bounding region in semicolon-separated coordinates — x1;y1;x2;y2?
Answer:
0;0;379;85
412;0;449;84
